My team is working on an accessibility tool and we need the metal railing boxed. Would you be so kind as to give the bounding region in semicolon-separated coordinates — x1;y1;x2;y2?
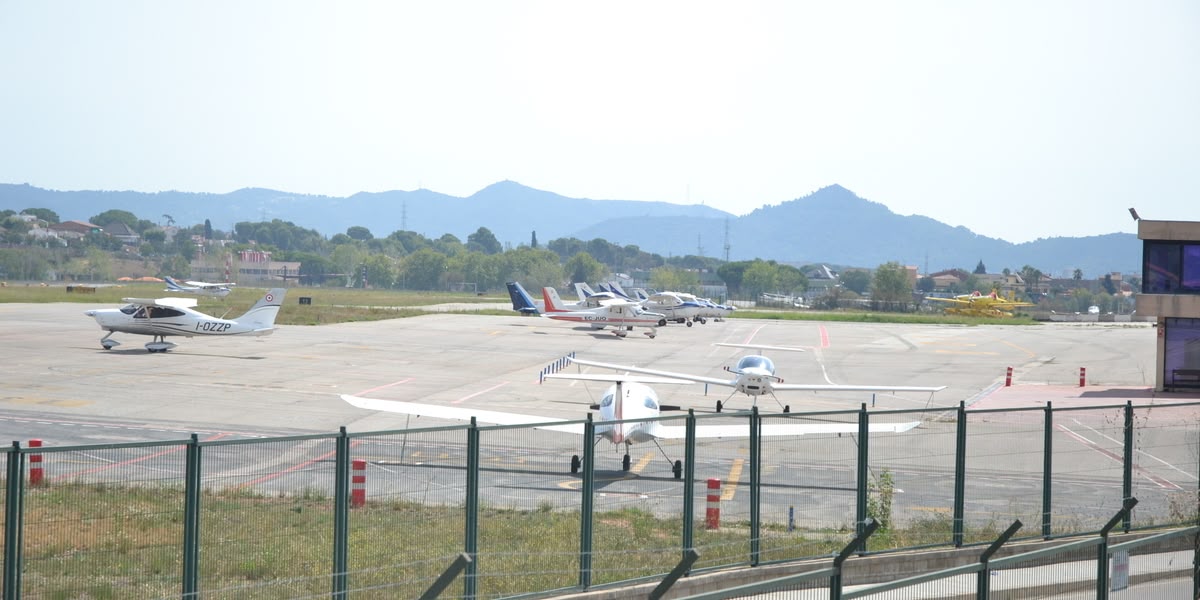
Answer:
1;399;1198;599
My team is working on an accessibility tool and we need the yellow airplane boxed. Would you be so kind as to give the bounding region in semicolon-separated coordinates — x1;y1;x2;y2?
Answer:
926;290;1034;317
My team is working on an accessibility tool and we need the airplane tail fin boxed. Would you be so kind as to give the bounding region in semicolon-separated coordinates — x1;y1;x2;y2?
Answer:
164;276;185;291
237;288;287;333
607;281;632;300
506;282;540;315
542;287;567;312
572;282;592;302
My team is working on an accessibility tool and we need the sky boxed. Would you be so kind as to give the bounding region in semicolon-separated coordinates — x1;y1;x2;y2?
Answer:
2;2;1197;244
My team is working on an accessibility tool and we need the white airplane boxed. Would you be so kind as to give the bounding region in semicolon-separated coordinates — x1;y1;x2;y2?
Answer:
641;291;707;326
164;276;235;298
541;287;668;338
569;342;947;413
85;288;287;352
340;373;920;479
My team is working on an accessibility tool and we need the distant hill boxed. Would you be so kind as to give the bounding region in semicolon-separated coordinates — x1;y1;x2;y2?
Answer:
0;181;1139;277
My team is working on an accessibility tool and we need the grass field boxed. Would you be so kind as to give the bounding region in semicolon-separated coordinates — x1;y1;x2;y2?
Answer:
0;281;1038;326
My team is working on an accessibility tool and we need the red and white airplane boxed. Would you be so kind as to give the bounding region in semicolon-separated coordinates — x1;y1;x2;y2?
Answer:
340;372;920;478
540;286;667;338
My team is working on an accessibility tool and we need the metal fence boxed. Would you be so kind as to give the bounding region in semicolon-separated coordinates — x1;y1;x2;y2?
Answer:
3;399;1200;599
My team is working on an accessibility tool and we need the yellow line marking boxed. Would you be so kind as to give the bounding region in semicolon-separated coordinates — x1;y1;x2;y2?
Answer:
722;458;744;501
934;350;999;355
631;452;654;474
1000;338;1038;358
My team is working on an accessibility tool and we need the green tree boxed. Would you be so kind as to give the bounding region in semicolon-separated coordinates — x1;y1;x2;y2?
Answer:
363;253;397;288
776;264;809;296
650;266;700;293
402;248;449;289
22;208;60;224
530;231;538;249
347;226;374;241
1102;273;1117;295
741;261;779;298
331;244;366;287
204;219;214;240
467;227;503;255
90;209;139;230
974;260;987;275
716;261;752;296
1073;268;1083;281
1020;265;1044;297
871;262;912;303
564;252;606;286
840;270;871;295
917;276;935;293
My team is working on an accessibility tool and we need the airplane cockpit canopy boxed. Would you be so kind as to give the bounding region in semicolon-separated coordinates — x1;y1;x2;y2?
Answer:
120;304;139;315
736;355;776;374
600;393;614;408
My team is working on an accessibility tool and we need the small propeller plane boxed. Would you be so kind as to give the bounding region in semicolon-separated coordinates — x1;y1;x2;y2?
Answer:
541;286;667;338
569;343;947;412
85;288;286;352
340;373;920;479
926;290;1034;318
164;276;235;298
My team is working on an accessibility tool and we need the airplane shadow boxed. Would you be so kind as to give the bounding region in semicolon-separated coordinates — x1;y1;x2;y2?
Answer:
85;347;268;360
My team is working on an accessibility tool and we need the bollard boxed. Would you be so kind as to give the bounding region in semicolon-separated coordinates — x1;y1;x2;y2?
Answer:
351;458;366;508
1079;367;1086;387
705;478;721;530
788;505;794;532
29;438;44;485
1005;366;1013;387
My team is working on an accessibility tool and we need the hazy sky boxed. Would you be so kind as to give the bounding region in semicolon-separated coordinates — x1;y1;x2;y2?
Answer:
2;2;1197;243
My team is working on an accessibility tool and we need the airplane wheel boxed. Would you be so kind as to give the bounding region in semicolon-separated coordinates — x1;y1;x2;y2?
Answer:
672;460;683;480
715;401;723;413
699;318;707;324
622;454;631;471
570;455;581;474
658;319;667;327
784;405;790;413
686;320;693;327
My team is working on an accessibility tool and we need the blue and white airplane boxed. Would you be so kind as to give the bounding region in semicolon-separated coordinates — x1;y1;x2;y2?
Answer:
164;276;234;298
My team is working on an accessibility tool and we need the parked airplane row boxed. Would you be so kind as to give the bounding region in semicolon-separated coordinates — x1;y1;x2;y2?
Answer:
505;281;738;339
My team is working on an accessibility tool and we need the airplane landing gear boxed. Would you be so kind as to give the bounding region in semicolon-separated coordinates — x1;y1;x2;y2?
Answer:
570;455;581;474
715;400;723;413
144;336;177;353
622;453;631;471
686;320;693;327
100;332;120;350
672;460;682;480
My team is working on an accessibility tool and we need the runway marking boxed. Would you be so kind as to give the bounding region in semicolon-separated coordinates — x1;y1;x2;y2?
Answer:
452;381;509;405
1069;418;1196;484
631;452;654;474
999;339;1038;358
817;325;830;349
934;350;999;355
51;432;231;482
1056;423;1182;490
355;377;414;397
238;439;363;488
722;458;745;501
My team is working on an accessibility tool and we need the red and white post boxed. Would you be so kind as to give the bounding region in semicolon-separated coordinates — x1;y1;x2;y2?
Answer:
351;458;366;508
29;439;44;486
705;478;721;530
1005;367;1013;387
1079;367;1087;387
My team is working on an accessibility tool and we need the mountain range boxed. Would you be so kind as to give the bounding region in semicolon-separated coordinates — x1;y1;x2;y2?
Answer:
0;181;1139;277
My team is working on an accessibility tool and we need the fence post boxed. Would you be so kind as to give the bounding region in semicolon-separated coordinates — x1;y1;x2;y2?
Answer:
855;404;870;553
28;439;43;486
681;410;697;558
749;406;761;565
1096;497;1138;600
953;401;967;547
976;520;1022;598
4;441;25;600
831;517;879;599
333;427;350;598
463;418;480;599
182;434;201;599
1122;401;1134;533
1079;367;1087;387
578;415;595;590
1043;401;1053;539
1005;366;1013;386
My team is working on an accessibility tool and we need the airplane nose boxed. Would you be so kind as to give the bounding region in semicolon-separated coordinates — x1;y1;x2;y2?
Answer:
84;310;97;317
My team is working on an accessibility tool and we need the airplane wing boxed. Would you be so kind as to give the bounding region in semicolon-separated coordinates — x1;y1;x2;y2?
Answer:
121;297;200;309
773;383;947;393
926;297;969;305
186;280;233;288
567;358;731;388
655;421;921;438
542;373;695;385
340;394;585;435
